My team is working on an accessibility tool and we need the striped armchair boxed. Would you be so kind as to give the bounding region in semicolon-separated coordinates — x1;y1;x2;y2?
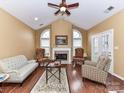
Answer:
82;55;111;84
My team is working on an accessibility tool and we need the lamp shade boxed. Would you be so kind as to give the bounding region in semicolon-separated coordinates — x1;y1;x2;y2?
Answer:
84;52;87;57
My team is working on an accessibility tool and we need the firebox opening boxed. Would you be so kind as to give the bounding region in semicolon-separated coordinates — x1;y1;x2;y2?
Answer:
55;53;67;60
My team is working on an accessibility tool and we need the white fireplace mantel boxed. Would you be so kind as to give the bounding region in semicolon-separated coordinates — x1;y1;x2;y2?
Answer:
52;48;71;64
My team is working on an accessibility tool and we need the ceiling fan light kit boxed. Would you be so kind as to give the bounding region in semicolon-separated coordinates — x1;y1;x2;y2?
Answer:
48;0;79;16
60;7;66;12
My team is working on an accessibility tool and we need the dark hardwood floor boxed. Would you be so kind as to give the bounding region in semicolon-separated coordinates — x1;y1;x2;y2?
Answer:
1;64;124;93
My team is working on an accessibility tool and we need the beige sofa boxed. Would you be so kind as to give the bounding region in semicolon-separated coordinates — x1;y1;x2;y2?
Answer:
82;55;111;84
0;55;38;83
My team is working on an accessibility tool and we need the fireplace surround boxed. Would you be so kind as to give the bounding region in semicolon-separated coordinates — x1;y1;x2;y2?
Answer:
52;48;71;64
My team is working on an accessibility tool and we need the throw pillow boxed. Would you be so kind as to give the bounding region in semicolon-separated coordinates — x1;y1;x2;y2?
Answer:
97;57;108;70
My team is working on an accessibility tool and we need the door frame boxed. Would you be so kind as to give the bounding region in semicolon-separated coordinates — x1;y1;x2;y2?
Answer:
91;29;114;74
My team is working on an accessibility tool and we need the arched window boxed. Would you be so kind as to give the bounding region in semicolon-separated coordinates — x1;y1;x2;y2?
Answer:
73;29;82;55
40;29;50;56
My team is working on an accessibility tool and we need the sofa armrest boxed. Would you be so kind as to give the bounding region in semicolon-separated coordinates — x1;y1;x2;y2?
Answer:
27;60;36;63
4;70;20;79
84;60;97;67
5;70;18;74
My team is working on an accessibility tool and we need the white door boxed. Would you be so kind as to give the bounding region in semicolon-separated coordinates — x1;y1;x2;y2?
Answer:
91;29;114;73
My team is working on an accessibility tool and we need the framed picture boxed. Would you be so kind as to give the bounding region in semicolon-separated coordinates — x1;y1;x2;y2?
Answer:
55;35;68;45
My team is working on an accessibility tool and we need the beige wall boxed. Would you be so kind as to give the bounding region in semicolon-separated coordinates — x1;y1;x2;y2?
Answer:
0;9;35;59
35;19;87;60
36;20;87;51
36;20;73;48
73;26;87;52
87;10;124;77
35;25;51;48
51;20;72;48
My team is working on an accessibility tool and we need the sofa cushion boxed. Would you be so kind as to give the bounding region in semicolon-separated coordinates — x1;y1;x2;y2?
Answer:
18;62;38;82
0;55;28;72
5;62;38;83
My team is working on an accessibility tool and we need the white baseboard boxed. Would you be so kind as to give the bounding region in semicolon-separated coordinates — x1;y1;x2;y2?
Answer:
111;72;124;81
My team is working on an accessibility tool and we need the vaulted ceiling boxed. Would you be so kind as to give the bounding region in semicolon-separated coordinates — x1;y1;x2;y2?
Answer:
0;0;124;30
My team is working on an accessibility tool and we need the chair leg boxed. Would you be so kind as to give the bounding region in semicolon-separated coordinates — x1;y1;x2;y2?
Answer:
0;83;3;93
103;83;107;88
72;61;76;68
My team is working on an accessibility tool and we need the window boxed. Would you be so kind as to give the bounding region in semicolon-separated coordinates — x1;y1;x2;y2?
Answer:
73;29;82;55
40;29;50;56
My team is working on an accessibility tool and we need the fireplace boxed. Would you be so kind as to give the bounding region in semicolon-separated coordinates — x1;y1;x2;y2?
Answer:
52;48;71;64
55;52;68;60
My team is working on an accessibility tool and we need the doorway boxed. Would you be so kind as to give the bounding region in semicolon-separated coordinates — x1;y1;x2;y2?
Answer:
91;29;114;73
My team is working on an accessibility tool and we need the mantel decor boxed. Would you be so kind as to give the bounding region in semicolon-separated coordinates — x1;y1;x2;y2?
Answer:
55;35;68;45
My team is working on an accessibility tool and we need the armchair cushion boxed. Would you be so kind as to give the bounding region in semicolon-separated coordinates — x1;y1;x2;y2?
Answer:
73;57;84;61
73;57;84;65
37;58;48;62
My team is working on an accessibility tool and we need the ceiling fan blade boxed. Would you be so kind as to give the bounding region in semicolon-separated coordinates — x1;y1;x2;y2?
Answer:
55;9;60;15
67;3;79;9
48;3;60;9
65;10;71;16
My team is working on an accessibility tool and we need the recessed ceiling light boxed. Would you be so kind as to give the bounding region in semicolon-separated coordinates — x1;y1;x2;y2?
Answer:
34;17;38;21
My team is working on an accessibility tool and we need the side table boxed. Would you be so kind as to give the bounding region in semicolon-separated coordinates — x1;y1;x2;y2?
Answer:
0;74;10;93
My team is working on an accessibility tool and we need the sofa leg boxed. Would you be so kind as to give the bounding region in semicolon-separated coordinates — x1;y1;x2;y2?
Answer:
104;84;107;88
20;83;23;87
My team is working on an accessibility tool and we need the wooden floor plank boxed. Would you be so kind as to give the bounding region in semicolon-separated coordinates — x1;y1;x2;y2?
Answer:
1;64;124;93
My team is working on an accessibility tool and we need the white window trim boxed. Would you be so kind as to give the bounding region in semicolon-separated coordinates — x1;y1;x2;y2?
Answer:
73;29;83;56
73;29;82;48
40;29;50;57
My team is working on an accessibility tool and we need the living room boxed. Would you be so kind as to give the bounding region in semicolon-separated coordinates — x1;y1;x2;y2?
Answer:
0;0;124;93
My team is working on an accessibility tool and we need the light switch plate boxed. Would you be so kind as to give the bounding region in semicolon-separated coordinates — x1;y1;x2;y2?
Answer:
114;46;119;50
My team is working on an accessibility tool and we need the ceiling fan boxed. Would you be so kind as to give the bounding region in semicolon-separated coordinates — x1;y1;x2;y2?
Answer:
48;0;79;16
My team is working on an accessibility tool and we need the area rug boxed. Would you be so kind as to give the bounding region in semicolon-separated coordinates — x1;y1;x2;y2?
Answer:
30;68;70;93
